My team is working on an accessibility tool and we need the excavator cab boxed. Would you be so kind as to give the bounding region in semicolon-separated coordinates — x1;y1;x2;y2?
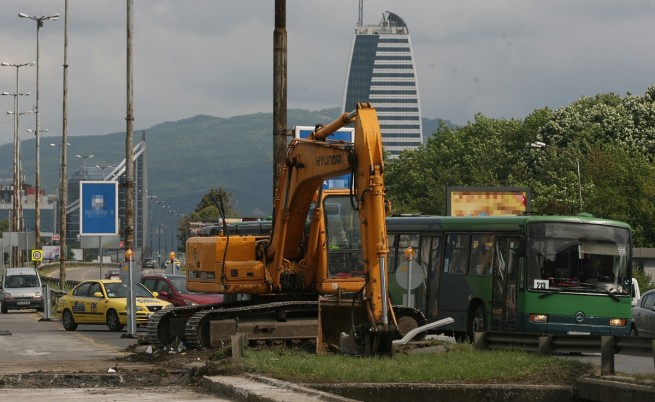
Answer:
325;197;364;279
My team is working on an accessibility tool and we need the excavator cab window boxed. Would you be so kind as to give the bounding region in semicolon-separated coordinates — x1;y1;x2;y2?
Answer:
324;196;364;278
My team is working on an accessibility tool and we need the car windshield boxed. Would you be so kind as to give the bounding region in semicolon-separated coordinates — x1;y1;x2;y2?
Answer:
526;222;631;295
168;277;189;293
5;275;39;288
104;282;154;298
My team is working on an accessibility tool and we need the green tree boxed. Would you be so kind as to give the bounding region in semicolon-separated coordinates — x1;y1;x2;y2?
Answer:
0;218;8;234
386;114;532;215
385;87;655;247
177;188;239;252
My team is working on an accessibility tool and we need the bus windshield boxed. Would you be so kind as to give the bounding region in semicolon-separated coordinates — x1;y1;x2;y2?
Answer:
527;222;631;295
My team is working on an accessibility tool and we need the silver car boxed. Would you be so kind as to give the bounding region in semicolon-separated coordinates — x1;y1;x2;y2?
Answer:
631;288;655;337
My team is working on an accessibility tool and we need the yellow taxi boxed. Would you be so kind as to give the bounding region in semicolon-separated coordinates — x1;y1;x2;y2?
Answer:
57;279;171;332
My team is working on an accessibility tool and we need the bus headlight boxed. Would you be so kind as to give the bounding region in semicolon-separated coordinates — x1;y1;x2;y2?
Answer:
529;313;548;323
609;318;627;327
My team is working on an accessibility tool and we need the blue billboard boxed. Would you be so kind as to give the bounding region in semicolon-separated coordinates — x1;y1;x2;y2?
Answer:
294;125;354;190
80;181;119;235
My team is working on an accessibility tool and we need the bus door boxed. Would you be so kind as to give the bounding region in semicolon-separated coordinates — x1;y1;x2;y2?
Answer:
425;236;443;320
438;233;470;331
491;237;520;331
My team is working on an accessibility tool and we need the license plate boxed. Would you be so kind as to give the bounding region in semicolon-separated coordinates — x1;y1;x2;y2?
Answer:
17;301;29;306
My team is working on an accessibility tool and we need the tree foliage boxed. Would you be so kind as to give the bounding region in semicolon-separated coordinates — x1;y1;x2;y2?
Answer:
176;188;239;252
0;218;8;235
385;87;655;247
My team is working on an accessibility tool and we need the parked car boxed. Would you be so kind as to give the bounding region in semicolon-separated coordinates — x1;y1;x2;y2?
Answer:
105;269;121;280
56;279;171;331
1;267;44;314
630;288;655;337
142;258;156;269
141;273;223;307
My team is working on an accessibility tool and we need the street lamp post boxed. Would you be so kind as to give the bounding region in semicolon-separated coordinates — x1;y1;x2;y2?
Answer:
531;141;583;212
75;154;94;180
19;11;60;254
28;127;48;257
7;110;34;240
1;91;29;236
95;164;113;180
2;61;34;265
2;63;34;233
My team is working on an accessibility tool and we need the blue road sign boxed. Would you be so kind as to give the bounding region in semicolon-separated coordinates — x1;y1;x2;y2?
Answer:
80;181;119;235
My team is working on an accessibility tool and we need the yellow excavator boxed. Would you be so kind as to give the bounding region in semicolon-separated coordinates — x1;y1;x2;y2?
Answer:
146;103;425;355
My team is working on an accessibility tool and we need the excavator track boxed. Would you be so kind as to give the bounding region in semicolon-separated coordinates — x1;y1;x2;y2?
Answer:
184;300;319;349
146;299;319;349
145;302;223;347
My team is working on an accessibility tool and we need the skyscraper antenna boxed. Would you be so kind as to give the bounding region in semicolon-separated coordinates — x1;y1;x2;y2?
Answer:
357;0;363;27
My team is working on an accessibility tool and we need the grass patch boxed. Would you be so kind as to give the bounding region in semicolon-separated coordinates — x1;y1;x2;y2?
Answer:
236;342;592;385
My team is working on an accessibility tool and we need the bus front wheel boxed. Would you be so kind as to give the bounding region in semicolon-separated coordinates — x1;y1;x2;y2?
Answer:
467;304;486;342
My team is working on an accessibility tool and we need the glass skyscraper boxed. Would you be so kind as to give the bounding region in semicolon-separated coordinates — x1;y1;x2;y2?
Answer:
342;11;422;157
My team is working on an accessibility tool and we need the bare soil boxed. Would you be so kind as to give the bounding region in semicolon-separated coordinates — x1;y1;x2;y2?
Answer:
0;344;229;390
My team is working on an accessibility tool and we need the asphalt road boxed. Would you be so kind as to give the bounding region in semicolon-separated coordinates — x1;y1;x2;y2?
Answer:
0;309;134;370
0;310;230;401
46;264;162;282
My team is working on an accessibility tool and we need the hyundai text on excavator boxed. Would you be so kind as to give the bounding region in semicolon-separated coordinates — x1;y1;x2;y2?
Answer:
145;103;426;355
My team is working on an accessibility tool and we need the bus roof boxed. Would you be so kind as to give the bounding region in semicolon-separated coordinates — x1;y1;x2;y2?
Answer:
386;214;632;233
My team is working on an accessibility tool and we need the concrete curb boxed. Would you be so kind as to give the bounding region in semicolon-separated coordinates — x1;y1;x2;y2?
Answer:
576;376;655;402
203;375;655;402
202;374;357;402
307;382;574;402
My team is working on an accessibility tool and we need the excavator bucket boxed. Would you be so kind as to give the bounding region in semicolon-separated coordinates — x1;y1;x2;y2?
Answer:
317;295;394;356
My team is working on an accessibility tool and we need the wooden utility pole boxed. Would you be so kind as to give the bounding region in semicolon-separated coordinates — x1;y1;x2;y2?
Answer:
125;0;135;251
59;0;69;285
273;0;287;200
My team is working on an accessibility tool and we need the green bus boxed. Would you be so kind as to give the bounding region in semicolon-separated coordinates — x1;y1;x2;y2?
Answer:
386;214;634;340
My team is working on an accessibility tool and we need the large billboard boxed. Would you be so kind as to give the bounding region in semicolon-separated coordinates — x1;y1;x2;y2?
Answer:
446;187;530;216
79;181;119;235
294;125;354;190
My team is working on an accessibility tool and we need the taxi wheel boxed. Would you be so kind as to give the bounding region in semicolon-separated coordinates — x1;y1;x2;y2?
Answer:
62;309;78;331
106;309;124;332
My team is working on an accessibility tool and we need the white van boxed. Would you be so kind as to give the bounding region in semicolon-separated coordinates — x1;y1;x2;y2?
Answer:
632;278;641;307
1;267;44;314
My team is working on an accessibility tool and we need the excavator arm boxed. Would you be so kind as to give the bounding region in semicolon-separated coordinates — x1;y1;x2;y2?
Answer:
265;103;397;354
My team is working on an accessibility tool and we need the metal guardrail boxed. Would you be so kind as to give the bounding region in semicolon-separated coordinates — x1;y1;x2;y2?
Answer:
38;262;120;306
473;331;655;375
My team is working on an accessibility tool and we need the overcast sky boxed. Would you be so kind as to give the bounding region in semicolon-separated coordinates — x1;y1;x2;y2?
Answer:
1;0;654;146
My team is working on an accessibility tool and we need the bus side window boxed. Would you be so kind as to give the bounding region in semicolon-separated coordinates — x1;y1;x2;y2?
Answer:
388;233;397;272
471;233;495;275
388;233;419;273
444;233;469;275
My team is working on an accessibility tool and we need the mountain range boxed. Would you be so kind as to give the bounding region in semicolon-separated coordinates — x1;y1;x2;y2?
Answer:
0;108;449;216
